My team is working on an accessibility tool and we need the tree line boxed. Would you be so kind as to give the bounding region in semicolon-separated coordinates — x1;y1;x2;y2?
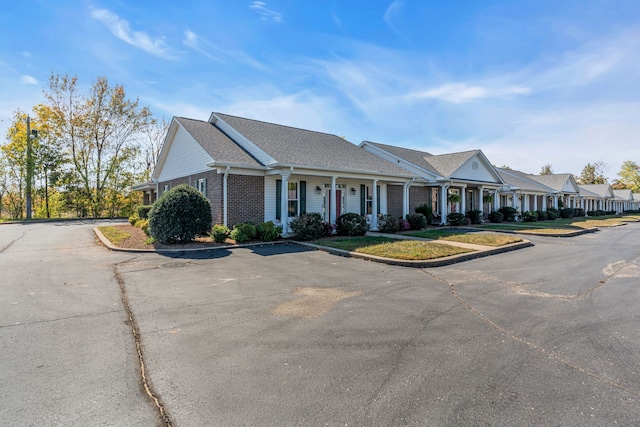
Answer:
0;73;166;219
539;161;640;190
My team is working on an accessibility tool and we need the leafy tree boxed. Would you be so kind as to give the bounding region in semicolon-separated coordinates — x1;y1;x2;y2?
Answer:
140;117;169;181
577;161;607;184
617;160;640;192
539;164;553;175
44;73;153;217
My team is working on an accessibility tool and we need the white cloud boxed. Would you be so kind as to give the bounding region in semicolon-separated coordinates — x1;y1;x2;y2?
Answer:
249;1;283;22
182;29;268;71
21;75;38;85
384;0;404;35
407;83;531;103
90;8;173;59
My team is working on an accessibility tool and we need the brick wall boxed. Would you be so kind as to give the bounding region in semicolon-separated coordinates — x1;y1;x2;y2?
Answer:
387;185;404;218
409;186;431;212
227;175;265;227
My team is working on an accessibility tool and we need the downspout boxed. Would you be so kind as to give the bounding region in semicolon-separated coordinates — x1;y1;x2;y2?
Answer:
403;178;415;218
440;182;451;225
223;166;230;227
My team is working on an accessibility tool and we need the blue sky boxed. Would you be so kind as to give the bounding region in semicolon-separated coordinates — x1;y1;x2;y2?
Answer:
1;0;639;178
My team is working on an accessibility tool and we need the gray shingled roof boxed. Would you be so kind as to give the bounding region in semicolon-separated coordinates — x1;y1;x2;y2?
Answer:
362;141;440;176
497;168;552;192
613;189;633;200
426;150;479;178
175;117;261;167
578;185;601;198
528;173;577;192
213;113;411;176
579;184;612;197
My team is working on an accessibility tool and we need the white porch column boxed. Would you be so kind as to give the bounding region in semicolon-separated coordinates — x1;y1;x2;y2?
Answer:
479;186;484;213
330;176;337;224
494;189;500;211
371;179;379;230
280;170;292;234
512;193;517;209
553;195;559;209
533;194;538;212
523;193;529;212
441;184;449;225
460;186;467;213
223;166;230;227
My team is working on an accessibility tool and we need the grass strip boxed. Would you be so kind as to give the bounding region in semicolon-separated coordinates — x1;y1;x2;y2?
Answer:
312;236;474;260
405;230;522;246
98;225;130;245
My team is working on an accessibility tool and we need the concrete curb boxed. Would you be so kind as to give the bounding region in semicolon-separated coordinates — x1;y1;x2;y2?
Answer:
94;227;532;267
453;226;599;238
293;239;533;268
93;227;290;253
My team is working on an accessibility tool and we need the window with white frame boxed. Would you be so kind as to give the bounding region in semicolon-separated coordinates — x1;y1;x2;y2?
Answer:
163;184;170;193
288;182;298;217
366;185;373;214
196;178;207;195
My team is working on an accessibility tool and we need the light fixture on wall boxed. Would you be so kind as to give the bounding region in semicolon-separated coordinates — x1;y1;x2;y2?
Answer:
316;186;322;193
350;187;356;194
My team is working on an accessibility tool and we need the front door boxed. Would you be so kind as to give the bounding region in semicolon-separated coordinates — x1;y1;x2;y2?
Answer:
326;189;342;221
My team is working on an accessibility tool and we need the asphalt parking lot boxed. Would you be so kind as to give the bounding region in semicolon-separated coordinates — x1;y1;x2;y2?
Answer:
2;221;639;426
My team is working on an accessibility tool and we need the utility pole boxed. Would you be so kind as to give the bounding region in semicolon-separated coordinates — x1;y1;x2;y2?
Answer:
26;116;33;219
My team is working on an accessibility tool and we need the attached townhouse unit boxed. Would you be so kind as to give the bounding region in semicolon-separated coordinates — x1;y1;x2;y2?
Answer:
134;112;634;230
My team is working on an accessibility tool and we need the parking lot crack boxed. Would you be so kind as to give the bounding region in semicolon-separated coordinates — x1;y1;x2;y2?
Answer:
422;269;640;398
113;264;174;427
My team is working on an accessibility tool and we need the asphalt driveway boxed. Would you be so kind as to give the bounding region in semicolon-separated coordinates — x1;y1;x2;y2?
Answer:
1;221;639;426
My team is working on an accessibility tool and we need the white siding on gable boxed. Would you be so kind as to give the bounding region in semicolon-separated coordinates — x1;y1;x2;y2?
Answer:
453;156;500;183
157;125;214;182
561;181;578;193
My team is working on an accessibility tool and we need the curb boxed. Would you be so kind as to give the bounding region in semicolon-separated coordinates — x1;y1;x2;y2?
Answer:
293;239;533;268
454;226;599;238
94;227;533;267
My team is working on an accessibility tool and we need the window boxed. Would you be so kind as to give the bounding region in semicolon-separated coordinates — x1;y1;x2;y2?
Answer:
163;184;170;193
431;188;438;214
196;178;207;195
288;182;298;217
366;185;373;214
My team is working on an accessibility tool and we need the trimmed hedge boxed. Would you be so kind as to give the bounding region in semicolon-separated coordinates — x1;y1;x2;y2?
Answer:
230;222;257;244
256;221;282;242
378;214;399;233
148;184;212;244
447;212;467;226
406;213;427;230
211;224;231;243
290;212;327;241
488;211;504;223
522;211;538;222
536;210;548;221
466;209;483;225
498;206;518;222
414;203;433;225
546;207;559;220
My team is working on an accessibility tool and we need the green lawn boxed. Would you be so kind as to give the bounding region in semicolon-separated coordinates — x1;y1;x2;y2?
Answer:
476;215;639;233
311;236;474;260
404;230;522;246
98;225;130;245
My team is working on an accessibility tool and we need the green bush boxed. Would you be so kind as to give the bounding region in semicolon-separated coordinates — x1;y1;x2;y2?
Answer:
447;213;467;226
466;210;483;225
414;203;433;225
546;207;559;220
290;212;326;241
230;222;257;244
559;208;574;219
137;205;152;220
575;208;585;217
405;213;427;230
498;206;518;222
211;224;231;243
536;210;548;221
256;221;282;241
336;213;369;236
522;211;538;222
148;184;212;244
377;214;399;233
488;211;504;223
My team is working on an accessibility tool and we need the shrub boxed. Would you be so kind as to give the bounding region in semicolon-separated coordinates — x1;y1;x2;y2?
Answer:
536;210;548;221
522;211;538;222
546;207;559;220
128;212;139;226
405;213;427;230
230;222;257;244
211;224;231;243
398;218;411;231
289;212;326;241
321;221;335;238
466;210;483;225
137;205;152;220
256;221;282;242
148;184;212;244
498;206;518;222
575;208;585;217
447;213;467;226
488;211;504;223
414;203;433;225
559;208;574;219
378;214;399;233
336;213;369;236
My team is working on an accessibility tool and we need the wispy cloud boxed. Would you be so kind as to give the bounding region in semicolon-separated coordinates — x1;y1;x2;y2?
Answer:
407;83;531;103
249;2;283;22
21;75;38;85
182;30;268;71
384;0;404;36
90;8;173;59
